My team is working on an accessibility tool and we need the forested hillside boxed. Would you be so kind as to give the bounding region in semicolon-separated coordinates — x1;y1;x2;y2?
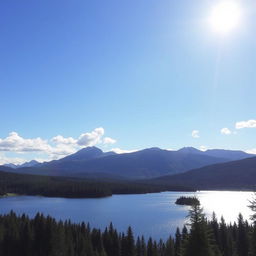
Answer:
0;170;192;198
152;156;256;190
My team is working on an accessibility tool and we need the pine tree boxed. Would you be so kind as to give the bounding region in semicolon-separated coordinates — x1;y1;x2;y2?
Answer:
126;226;135;256
141;236;147;256
219;216;234;256
175;228;181;256
136;237;142;256
237;213;249;256
165;236;175;256
248;193;256;256
211;212;219;245
248;193;256;224
147;237;154;256
120;233;127;256
182;204;217;256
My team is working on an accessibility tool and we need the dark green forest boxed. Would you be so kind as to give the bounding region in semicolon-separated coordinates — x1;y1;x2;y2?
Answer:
1;203;256;256
0;170;192;198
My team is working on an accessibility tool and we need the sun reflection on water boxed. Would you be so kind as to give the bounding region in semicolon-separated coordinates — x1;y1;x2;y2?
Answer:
197;191;253;223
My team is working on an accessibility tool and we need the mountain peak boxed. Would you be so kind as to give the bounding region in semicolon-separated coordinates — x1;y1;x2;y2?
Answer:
141;147;162;152
77;146;103;154
61;146;104;161
178;147;202;154
20;160;39;168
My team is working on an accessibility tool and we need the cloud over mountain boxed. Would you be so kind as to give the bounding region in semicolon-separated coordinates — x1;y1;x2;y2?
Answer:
0;128;116;164
103;137;117;144
77;127;105;146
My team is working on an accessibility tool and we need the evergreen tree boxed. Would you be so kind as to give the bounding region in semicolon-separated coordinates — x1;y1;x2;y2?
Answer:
182;204;217;256
120;233;127;256
237;213;249;256
165;236;175;256
141;236;147;256
248;193;256;224
219;216;234;256
248;193;256;256
175;228;181;256
136;237;142;256
147;237;154;256
126;226;135;256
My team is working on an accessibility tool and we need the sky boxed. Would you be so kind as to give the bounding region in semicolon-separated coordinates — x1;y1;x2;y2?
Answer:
0;0;256;164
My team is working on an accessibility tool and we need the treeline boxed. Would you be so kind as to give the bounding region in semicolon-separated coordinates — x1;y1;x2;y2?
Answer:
0;170;192;198
1;204;256;256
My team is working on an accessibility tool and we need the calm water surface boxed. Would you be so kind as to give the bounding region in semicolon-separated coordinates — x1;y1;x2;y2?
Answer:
0;191;253;240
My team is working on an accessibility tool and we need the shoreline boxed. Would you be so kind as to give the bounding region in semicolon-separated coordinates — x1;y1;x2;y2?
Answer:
0;189;255;200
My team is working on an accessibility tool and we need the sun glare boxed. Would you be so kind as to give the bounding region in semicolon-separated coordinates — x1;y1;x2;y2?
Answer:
209;1;242;34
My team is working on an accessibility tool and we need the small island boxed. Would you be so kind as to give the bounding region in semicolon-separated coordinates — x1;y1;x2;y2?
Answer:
175;196;200;206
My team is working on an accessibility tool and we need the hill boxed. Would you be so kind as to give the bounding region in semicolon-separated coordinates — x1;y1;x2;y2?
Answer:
151;156;256;190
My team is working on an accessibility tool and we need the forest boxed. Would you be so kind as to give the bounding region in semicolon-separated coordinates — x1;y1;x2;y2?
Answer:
0;170;192;198
1;202;256;256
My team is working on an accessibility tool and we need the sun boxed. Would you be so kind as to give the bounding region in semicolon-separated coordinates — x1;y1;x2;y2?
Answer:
209;1;242;34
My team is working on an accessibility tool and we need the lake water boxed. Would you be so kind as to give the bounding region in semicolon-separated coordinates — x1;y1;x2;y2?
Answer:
0;191;254;240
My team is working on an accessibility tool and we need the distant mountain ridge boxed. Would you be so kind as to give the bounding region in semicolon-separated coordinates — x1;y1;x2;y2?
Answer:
179;147;253;161
4;160;40;169
1;146;254;179
205;149;252;161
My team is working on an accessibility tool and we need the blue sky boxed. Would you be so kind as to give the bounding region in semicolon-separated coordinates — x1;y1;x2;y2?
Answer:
0;0;256;164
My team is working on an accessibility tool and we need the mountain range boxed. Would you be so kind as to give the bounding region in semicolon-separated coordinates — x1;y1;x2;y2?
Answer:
1;146;254;180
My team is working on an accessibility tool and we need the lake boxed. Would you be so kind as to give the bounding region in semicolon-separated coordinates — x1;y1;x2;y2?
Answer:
0;191;254;240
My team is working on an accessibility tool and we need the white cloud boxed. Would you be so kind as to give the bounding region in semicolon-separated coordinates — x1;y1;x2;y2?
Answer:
192;130;200;138
245;149;256;155
0;128;117;163
221;127;232;135
103;137;117;145
0;153;27;165
49;144;77;158
51;135;77;145
236;119;256;129
111;148;138;154
77;127;104;146
0;132;50;153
